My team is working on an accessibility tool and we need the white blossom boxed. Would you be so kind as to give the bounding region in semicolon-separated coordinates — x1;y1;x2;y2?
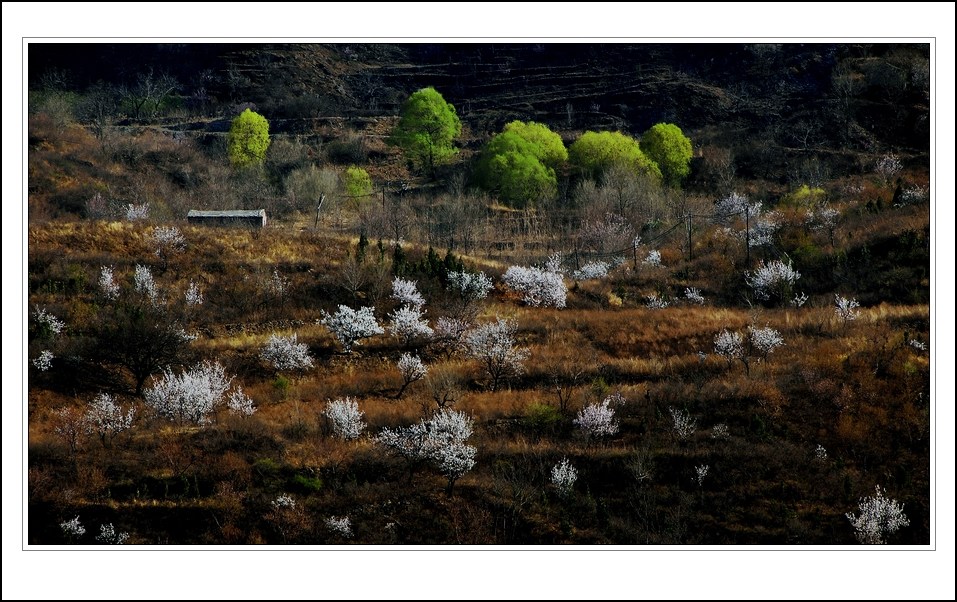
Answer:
260;333;315;372
125;202;149;221
266;268;290;299
33;306;66;338
642;250;663;268
695;464;710;486
375;422;433;469
465;319;529;390
32;350;54;372
375;409;476;489
746;260;800;301
271;494;297;509
432;440;477;488
544;252;564;274
714;330;744;363
574;398;619;439
909;339;927;352
645;293;669;309
96;523;129;544
669;406;697;441
713;191;750;220
227;386;257;417
320;305;384;352
432;316;470;355
398;353;428;385
551;458;578;497
185;281;203;306
133;264;159;304
791;292;809;308
898;185;928;205
99;266;120;300
324;397;366;440
834;295;861;325
391;277;425;308
715;193;779;247
447;270;494;302
60;516;86;539
749;325;784;358
447;270;493;318
846;485;910;544
143;360;233;424
388;304;434;346
151;226;186;260
806;205;840;232
428;409;475;444
684;287;705;305
815;444;828;461
176;328;198;344
605;391;626;407
325;516;353;538
84;393;135;446
502;265;567;308
711;423;729;440
573;260;610;281
875;154;902;183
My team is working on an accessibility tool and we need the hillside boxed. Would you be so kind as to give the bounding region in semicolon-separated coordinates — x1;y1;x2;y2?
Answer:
26;42;931;547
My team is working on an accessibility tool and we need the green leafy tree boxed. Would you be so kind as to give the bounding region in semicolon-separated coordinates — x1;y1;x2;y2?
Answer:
344;165;373;200
228;108;271;167
390;87;461;175
641;123;693;187
502;120;568;169
475;131;557;208
569;130;661;181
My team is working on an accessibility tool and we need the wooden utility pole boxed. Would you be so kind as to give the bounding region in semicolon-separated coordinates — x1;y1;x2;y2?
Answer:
314;193;326;229
686;213;693;261
744;204;751;265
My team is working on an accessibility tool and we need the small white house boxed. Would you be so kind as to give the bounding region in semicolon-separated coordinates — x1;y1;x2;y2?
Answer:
187;209;267;228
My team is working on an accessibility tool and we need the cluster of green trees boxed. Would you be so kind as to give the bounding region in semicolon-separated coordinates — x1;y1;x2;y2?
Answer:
387;86;693;208
227;86;692;211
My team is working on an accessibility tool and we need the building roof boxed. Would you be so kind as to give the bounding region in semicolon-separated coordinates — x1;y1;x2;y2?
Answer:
187;209;266;218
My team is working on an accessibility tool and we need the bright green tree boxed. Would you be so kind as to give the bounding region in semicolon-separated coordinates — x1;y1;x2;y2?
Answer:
475;130;558;208
568;130;661;181
502;120;568;169
344;166;373;200
227;109;271;167
390;87;462;176
641;123;693;187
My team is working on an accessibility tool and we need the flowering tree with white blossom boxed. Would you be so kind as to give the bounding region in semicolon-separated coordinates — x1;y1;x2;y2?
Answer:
669;406;697;441
551;458;578;498
151;226;186;272
388;304;434;347
502;265;567;308
375;409;477;493
834;294;861;328
84;393;135;447
99;266;121;300
846;485;910;544
396;352;428;399
324;397;366;440
574;398;619;439
391;277;425;308
465;318;529;391
325;516;353;538
143;360;233;425
714;325;784;376
446;270;494;318
746;260;801;303
260;333;315;374
320;305;384;352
